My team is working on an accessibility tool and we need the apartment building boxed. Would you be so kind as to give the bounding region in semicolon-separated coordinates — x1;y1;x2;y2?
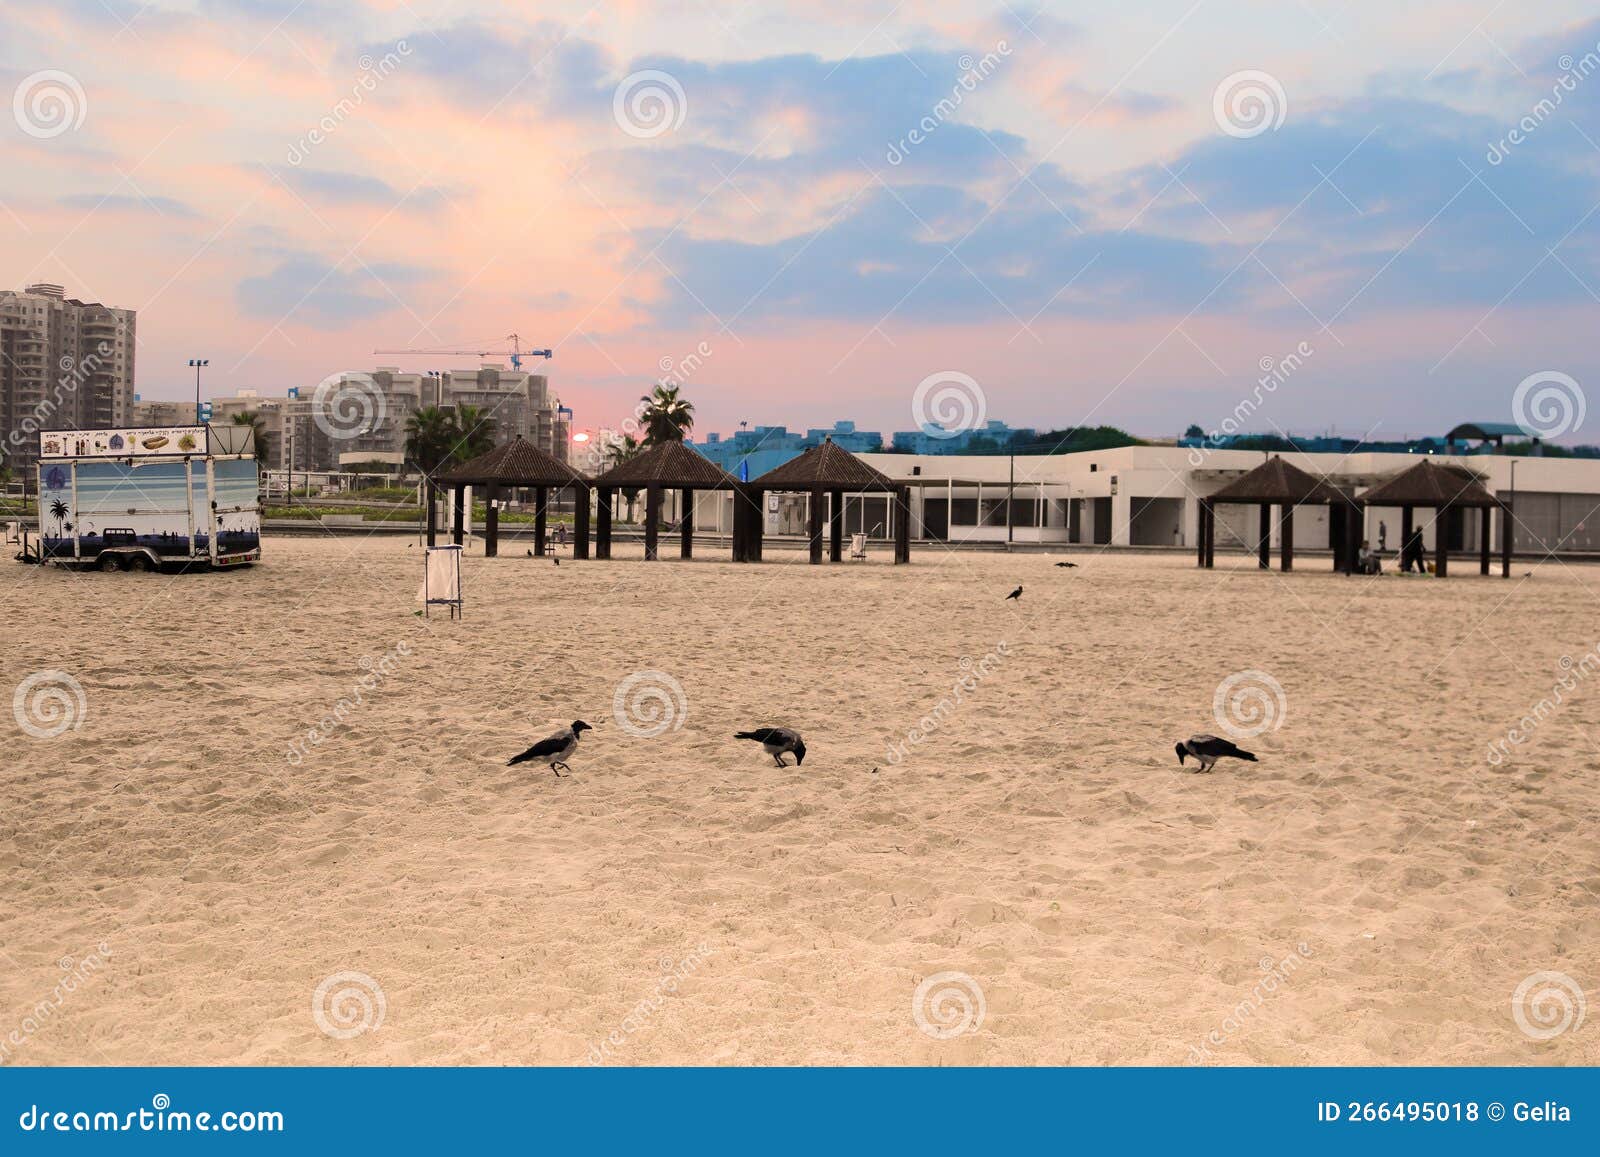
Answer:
0;283;136;473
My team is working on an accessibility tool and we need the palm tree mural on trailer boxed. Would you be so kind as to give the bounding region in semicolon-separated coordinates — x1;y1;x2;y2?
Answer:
232;410;270;464
49;498;68;538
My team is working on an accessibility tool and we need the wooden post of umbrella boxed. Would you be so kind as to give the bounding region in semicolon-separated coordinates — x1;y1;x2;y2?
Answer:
573;483;591;559
1435;507;1448;576
644;485;661;560
425;478;438;547
894;486;911;564
484;484;499;558
829;490;844;562
1258;502;1271;569
1500;501;1512;577
1280;505;1294;571
808;488;824;564
533;486;547;556
1479;506;1491;576
680;488;694;559
596;487;613;559
451;484;465;546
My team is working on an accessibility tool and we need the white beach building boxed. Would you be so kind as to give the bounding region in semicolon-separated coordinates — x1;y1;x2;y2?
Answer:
680;445;1600;556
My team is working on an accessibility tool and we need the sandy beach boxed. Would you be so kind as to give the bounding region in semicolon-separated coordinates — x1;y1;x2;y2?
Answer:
2;535;1596;1065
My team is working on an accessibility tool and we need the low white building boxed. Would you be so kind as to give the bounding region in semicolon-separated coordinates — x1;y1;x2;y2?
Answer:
678;445;1600;555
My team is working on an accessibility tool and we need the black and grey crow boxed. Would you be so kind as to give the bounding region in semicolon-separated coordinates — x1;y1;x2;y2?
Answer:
734;727;806;767
1174;734;1257;773
509;720;593;776
1005;585;1023;600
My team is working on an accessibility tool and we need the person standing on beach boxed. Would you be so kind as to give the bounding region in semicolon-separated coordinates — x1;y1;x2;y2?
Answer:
1378;520;1387;552
1401;526;1425;572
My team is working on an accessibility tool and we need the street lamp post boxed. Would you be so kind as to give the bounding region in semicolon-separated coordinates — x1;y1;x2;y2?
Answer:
188;358;209;423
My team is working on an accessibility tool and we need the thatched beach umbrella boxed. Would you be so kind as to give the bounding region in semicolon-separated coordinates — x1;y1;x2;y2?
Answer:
1359;459;1504;577
588;440;740;560
435;435;593;558
1200;456;1358;572
747;439;911;564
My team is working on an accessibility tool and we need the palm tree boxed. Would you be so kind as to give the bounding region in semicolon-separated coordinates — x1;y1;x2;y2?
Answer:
404;406;457;530
49;498;68;537
640;383;694;444
450;404;497;463
602;432;643;521
404;407;456;475
232;410;270;464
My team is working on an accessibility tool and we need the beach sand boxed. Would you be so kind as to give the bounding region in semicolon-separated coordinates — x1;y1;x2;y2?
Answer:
2;535;1596;1065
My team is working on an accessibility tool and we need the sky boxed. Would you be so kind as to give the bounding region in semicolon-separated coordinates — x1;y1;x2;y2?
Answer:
4;0;1600;444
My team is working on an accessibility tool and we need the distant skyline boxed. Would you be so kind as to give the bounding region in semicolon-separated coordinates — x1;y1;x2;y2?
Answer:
5;1;1600;443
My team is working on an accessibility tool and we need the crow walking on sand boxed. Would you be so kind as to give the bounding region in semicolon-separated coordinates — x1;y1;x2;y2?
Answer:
1005;585;1023;601
509;720;593;777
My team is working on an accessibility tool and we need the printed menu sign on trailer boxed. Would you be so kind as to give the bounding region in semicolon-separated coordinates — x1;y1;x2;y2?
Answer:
39;427;209;459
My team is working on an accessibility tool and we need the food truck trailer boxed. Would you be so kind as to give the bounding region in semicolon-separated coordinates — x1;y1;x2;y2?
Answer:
34;424;261;571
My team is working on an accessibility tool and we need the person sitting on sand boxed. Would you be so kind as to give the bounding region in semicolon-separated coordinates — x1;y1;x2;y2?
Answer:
1357;540;1381;575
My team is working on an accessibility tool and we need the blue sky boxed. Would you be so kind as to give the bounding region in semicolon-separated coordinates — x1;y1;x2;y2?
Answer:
4;1;1599;441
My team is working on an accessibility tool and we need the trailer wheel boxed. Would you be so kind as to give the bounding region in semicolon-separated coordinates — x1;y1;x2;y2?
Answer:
126;553;153;572
97;553;120;572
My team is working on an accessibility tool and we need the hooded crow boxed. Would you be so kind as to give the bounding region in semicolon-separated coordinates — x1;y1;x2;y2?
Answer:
1005;585;1023;600
734;727;806;767
1174;734;1257;773
509;720;593;776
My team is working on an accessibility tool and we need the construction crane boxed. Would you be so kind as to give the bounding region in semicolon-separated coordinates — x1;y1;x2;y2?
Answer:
373;333;553;371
